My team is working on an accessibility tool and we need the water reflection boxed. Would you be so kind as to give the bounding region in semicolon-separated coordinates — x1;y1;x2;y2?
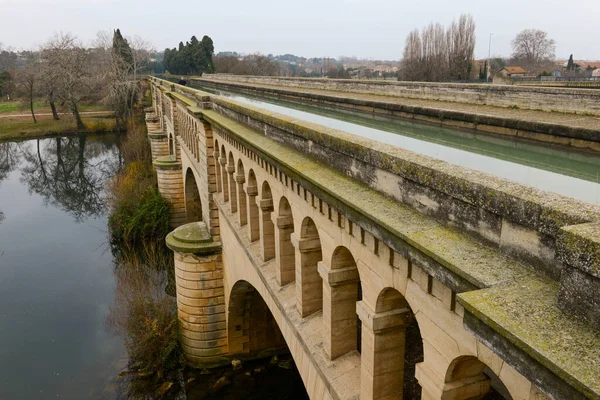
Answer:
0;135;122;224
0;134;125;399
0;141;21;222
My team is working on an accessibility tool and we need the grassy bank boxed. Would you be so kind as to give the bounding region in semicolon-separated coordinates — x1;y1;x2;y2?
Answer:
0;100;109;115
0;113;120;141
106;114;179;380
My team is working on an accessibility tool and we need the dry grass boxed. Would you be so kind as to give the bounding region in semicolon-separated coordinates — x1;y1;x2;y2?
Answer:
0;113;119;141
107;242;181;375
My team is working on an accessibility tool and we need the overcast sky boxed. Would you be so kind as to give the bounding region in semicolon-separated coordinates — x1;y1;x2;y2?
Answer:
1;0;598;60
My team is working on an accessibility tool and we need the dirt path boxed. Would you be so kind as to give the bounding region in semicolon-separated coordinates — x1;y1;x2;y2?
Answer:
0;111;114;119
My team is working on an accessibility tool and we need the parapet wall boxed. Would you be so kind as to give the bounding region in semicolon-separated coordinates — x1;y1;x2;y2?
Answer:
201;74;600;116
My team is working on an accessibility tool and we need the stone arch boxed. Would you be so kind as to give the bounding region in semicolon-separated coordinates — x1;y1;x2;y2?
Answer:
295;217;323;317
326;246;362;359
214;139;222;193
236;159;247;226
168;132;175;157
220;145;229;202
259;181;275;261
227;280;288;357
228;152;237;213
359;287;423;400
275;197;295;286
444;355;513;399
184;168;202;223
247;170;260;242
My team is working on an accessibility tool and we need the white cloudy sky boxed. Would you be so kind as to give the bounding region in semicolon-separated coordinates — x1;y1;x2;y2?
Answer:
1;0;598;60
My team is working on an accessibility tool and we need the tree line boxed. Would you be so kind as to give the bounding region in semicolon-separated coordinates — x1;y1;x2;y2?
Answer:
1;30;154;128
163;36;214;75
401;14;476;82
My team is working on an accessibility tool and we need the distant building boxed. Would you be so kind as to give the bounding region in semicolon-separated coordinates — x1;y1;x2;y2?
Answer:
497;66;527;78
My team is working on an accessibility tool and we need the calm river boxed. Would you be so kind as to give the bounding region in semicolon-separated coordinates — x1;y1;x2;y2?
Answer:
0;135;125;399
0;134;307;400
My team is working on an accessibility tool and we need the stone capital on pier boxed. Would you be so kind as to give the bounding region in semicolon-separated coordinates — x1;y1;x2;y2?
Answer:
166;222;222;255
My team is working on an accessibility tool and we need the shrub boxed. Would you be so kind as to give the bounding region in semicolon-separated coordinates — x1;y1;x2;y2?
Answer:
108;115;169;246
108;182;170;245
106;245;182;375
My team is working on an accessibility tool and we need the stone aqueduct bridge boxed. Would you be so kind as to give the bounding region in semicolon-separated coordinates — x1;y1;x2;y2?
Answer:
146;77;600;400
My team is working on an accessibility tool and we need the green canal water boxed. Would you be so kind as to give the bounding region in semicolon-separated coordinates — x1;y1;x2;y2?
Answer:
189;82;600;206
0;135;307;399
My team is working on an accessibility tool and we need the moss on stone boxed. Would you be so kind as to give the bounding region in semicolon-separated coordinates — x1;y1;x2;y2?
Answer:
459;279;600;398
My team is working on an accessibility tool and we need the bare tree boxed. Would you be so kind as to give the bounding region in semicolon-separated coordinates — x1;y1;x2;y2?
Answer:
14;63;40;123
402;29;422;81
42;33;100;130
95;30;152;127
511;29;556;69
401;14;475;82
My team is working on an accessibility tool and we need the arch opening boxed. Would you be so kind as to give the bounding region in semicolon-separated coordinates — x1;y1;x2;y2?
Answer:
295;217;323;317
276;197;295;286
220;145;229;202
445;356;513;400
227;280;309;399
227;280;288;356
214;139;222;193
328;246;361;358
184;168;202;223
259;181;275;261
236;159;247;226
228;152;237;213
360;287;423;400
247;170;260;242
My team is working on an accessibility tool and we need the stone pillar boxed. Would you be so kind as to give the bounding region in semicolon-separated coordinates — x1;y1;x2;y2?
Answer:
318;261;360;360
356;301;413;400
227;165;237;213
166;222;228;367
291;233;323;317
246;183;260;242
235;173;247;226
258;197;275;261
153;155;186;229
219;156;229;202
148;131;169;161
416;362;491;400
273;214;295;286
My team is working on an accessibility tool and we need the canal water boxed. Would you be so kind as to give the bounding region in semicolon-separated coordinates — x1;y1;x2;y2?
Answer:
189;82;600;205
0;135;308;399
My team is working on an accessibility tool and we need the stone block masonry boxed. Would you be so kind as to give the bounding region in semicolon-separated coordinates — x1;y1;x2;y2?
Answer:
154;155;186;229
166;222;229;367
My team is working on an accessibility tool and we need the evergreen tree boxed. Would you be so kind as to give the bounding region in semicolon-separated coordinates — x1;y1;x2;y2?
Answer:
567;54;574;71
162;35;215;75
112;29;133;67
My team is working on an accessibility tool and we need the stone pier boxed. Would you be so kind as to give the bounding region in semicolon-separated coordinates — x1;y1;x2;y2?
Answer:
166;222;228;367
153;155;186;228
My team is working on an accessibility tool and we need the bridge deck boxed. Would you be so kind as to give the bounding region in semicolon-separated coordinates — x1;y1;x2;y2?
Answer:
196;106;600;398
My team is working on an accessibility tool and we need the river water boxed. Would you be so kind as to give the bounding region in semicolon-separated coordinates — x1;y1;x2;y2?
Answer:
190;82;600;205
0;134;308;400
0;135;125;398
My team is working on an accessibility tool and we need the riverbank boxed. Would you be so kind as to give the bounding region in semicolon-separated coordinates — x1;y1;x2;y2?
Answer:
0;112;121;142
